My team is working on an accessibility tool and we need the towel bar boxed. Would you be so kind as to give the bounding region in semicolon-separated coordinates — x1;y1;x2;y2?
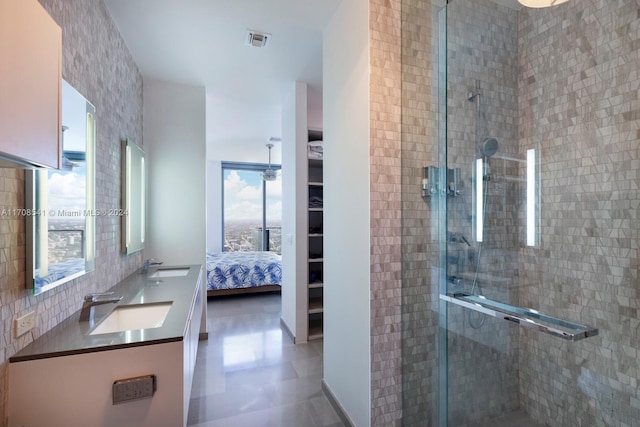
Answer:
440;292;598;341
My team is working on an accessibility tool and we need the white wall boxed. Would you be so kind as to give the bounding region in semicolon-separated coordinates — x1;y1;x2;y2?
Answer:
307;102;323;131
206;93;282;162
280;81;308;341
323;0;371;424
144;79;207;334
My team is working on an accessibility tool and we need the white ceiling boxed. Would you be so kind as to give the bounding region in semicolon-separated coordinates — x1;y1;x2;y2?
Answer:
104;0;521;104
104;0;522;162
105;0;342;162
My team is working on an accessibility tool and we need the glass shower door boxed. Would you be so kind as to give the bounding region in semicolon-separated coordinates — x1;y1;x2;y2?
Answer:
439;1;542;425
399;0;636;426
437;1;601;426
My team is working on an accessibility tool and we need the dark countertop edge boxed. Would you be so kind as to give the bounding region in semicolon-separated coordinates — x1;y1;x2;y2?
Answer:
9;264;203;363
9;336;183;363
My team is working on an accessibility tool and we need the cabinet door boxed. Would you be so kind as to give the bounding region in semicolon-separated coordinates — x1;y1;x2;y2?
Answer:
0;0;61;168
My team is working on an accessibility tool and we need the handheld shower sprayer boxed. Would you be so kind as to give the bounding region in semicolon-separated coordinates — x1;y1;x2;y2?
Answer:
479;137;499;180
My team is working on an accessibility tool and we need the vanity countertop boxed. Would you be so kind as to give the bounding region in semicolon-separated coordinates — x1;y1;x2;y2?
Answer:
10;264;203;363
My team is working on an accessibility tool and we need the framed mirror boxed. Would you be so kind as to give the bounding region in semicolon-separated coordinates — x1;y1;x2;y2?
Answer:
26;79;96;295
121;138;145;254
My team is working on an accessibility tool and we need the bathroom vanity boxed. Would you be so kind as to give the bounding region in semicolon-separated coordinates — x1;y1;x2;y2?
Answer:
8;265;203;427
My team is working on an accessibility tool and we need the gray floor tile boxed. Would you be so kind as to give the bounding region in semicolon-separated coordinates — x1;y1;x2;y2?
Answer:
290;355;324;378
308;395;344;426
224;362;300;388
187;385;271;424
263;374;326;407
187;294;345;427
209;402;317;427
189;418;230;427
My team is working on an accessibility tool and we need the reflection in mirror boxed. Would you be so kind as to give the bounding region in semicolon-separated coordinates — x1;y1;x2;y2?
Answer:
121;138;145;254
26;80;96;295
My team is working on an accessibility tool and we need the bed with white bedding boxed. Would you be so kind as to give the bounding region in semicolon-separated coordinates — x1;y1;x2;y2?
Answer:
206;251;282;296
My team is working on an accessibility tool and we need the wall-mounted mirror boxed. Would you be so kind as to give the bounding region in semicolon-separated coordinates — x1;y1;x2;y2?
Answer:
26;80;96;295
121;138;145;254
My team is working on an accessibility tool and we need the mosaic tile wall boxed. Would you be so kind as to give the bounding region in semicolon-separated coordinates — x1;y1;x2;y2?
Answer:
0;1;143;423
400;0;439;425
517;1;640;425
398;0;639;425
369;0;404;425
443;1;522;424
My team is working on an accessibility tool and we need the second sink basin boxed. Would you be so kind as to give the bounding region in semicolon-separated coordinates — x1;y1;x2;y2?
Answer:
90;302;173;335
149;268;190;278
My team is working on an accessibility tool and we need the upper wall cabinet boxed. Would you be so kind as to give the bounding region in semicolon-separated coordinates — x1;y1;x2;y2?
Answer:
0;0;61;169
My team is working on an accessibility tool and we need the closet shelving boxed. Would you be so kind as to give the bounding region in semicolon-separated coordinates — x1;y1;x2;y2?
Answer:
307;129;323;341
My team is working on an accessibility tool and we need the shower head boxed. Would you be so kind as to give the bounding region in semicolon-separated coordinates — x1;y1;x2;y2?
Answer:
479;137;499;158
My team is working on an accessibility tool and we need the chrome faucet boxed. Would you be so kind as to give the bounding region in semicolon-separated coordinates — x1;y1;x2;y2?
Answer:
79;292;123;322
141;258;163;274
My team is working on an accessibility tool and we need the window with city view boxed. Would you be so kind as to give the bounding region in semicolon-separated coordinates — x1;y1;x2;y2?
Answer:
223;165;281;254
45;165;87;263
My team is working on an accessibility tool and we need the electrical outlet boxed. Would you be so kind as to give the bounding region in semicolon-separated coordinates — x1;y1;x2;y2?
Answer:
14;311;35;337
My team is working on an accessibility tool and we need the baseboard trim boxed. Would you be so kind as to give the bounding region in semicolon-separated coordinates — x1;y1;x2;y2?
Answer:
322;379;356;427
280;317;296;344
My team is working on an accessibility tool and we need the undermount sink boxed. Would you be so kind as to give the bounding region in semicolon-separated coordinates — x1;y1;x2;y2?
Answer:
149;268;190;278
89;302;173;335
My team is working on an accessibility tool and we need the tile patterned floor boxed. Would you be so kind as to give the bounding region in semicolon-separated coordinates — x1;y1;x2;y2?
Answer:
187;293;345;427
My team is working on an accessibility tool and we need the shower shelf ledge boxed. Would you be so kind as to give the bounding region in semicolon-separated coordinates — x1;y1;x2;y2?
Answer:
441;292;598;341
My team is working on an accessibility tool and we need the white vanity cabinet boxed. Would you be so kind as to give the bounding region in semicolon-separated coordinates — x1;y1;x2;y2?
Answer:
0;0;61;168
182;271;203;425
8;266;204;427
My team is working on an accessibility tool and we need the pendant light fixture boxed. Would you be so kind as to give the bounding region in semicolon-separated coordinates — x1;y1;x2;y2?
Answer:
518;0;569;7
262;143;277;181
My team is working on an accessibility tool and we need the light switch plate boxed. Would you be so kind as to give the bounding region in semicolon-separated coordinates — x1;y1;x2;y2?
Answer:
14;311;35;337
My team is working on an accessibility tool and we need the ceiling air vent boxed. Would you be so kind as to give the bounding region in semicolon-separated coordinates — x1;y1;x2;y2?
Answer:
244;30;271;48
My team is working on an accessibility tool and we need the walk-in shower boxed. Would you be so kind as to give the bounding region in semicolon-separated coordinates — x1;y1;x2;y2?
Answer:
401;0;639;426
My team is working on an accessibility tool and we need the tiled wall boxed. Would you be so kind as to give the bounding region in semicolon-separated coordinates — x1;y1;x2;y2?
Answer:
517;1;640;425
404;0;640;425
369;0;403;425
399;1;529;425
382;0;639;425
442;1;522;424
0;0;142;423
400;0;438;425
